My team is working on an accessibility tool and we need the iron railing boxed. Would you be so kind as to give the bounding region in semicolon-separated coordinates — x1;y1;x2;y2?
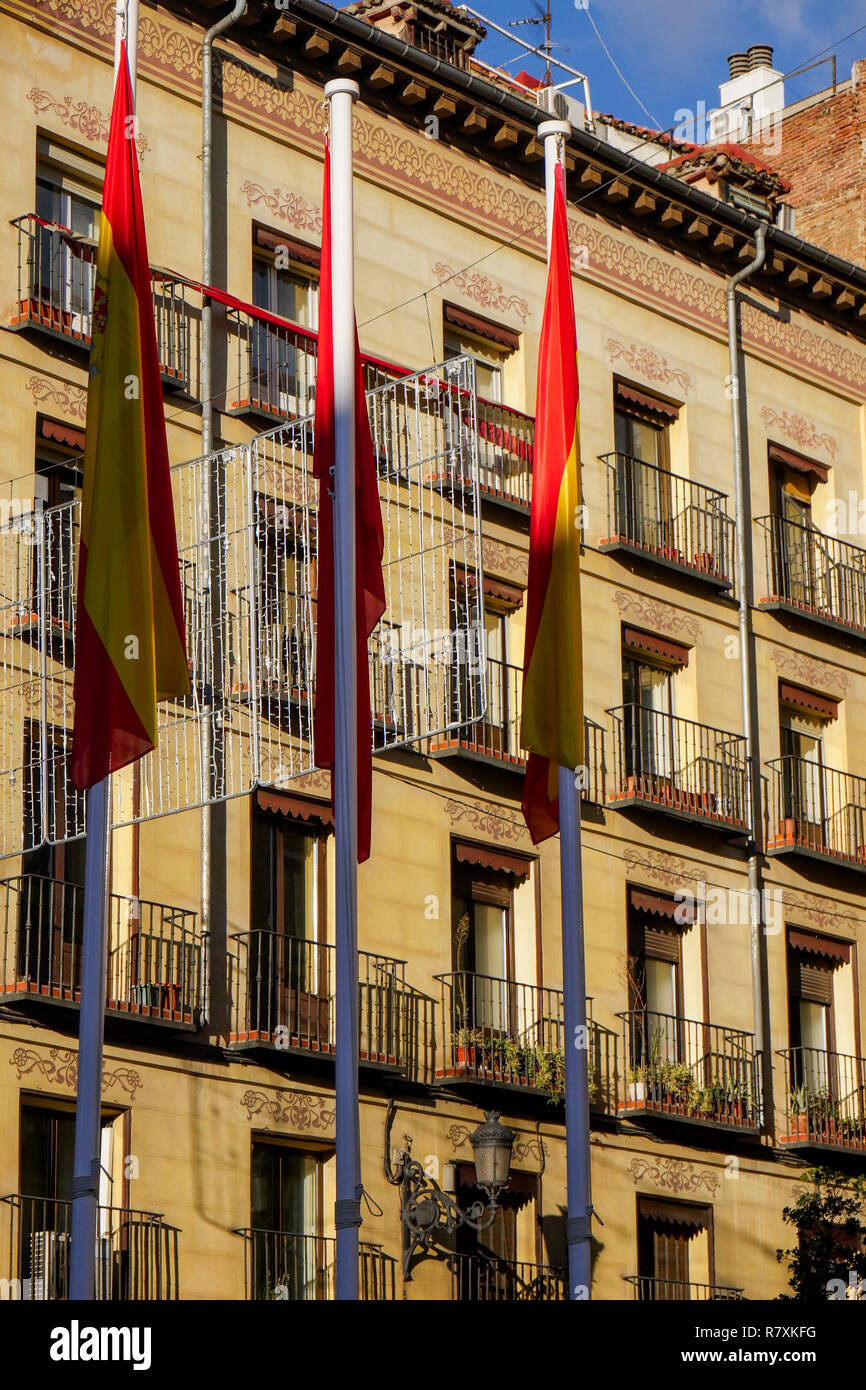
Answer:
228;933;436;1080
473;399;534;508
10;215;196;393
618;1009;761;1129
623;1275;745;1301
766;756;866;869
450;1251;567;1300
0;1194;179;1299
608;704;749;830
0;876;203;1023
756;513;866;638
238;1229;397;1300
226;306;318;421
600;452;736;589
435;973;611;1102
778;1046;866;1151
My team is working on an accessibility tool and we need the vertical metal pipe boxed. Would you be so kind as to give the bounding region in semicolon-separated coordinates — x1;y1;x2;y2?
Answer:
69;8;138;1299
200;0;246;1009
325;76;362;1302
726;222;770;1112
539;117;593;1301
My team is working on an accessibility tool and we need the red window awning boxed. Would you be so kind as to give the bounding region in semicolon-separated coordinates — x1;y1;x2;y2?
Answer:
778;681;838;720
37;415;85;452
769;440;829;484
254;787;333;828
639;1198;708;1229
253;225;321;269
615;379;680;422
788;927;850;965
444;302;520;351
454;840;532;882
622;626;690;668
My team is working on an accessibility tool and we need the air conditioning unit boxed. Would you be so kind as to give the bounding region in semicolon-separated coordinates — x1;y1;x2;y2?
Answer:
537;87;586;131
29;1229;70;1300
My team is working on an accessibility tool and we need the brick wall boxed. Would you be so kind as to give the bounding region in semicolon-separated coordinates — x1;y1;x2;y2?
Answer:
743;60;866;267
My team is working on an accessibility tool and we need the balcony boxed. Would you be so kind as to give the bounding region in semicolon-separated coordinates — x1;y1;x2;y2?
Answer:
450;1252;567;1300
618;1010;762;1132
778;1047;866;1153
756;514;866;640
766;757;866;872
10;214;196;394
623;1275;744;1301
599;452;736;591
608;705;749;833
238;1229;397;1300
473;399;533;511
226;306;318;422
0;1194;179;1299
227;932;436;1081
0;876;204;1027
435;972;613;1105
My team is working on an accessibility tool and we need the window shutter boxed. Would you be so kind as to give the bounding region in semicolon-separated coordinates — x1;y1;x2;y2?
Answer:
788;954;833;1005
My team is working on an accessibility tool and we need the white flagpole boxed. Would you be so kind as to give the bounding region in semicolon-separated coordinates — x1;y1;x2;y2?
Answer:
69;0;138;1302
324;77;362;1301
538;118;593;1302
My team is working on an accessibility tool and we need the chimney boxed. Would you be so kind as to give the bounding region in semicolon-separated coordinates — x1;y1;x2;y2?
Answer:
748;44;774;70
727;52;749;79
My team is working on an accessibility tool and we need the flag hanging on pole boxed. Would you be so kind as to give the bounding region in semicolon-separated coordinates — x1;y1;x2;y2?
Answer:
520;163;583;844
313;138;386;863
71;42;188;791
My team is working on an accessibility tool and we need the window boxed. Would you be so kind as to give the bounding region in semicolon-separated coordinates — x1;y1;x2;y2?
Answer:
622;651;674;783
454;1167;539;1297
250;236;318;418
248;805;329;1044
250;1139;326;1300
769;445;830;610
637;1197;712;1300
253;494;315;697
627;892;684;1066
34;137;102;335
18;1101;119;1299
779;700;827;849
35;418;82;638
451;843;534;1036
612;382;679;552
443;329;503;403
788;935;838;1095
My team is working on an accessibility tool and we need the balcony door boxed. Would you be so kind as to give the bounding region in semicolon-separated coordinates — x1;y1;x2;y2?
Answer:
18;1103;115;1299
250;1141;324;1300
788;947;834;1101
628;909;682;1069
772;462;825;610
452;873;513;1037
249;812;327;1043
251;253;318;417
34;153;100;334
614;398;671;551
482;606;509;754
623;656;674;786
637;1199;711;1300
779;709;825;850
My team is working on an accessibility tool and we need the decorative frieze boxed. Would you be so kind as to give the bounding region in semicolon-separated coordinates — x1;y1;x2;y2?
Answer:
241;1088;336;1130
9;1045;142;1097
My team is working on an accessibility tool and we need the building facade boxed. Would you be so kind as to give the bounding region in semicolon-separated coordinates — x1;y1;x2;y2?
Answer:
1;0;866;1301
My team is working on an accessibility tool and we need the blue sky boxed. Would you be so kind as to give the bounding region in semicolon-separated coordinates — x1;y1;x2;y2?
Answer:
470;0;866;133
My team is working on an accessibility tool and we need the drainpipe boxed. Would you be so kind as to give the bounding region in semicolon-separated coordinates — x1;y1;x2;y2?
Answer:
726;221;771;1117
201;1;246;1024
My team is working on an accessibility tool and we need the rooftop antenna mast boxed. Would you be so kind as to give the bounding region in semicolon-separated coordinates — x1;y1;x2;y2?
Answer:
510;1;554;85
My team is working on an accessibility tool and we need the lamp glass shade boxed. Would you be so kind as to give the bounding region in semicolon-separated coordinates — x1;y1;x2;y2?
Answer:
469;1111;515;1194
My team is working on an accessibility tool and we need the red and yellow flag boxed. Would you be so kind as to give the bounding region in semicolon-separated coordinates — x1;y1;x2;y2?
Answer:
71;45;188;790
313;140;386;862
520;163;583;844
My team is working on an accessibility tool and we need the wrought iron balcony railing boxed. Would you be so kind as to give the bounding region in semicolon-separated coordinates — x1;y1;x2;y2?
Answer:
618;1009;762;1130
778;1046;866;1152
756;513;866;639
435;972;613;1105
766;756;866;871
0;875;204;1025
608;704;749;831
0;1194;179;1299
237;1229;397;1300
599;452;736;590
450;1251;567;1301
473;399;533;509
623;1275;745;1301
227;932;436;1081
10;215;197;393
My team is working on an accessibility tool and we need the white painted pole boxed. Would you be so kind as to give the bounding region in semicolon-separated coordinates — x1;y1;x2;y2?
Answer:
69;2;137;1303
538;117;593;1302
325;77;362;1302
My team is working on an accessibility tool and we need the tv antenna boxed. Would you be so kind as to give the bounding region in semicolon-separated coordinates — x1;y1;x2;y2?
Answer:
509;2;565;86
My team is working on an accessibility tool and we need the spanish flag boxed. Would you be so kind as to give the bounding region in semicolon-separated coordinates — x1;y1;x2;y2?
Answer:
520;163;583;844
313;139;386;862
71;45;188;790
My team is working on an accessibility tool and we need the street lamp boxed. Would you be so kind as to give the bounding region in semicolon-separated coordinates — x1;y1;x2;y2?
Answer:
385;1104;516;1279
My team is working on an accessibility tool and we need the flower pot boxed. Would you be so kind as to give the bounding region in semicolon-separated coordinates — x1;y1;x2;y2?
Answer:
627;1080;647;1105
693;551;715;573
